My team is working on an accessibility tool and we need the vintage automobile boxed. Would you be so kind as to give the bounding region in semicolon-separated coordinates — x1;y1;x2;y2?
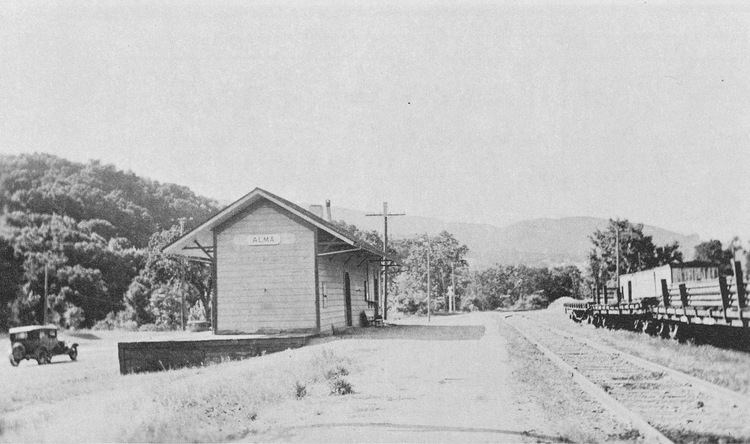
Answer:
8;324;78;366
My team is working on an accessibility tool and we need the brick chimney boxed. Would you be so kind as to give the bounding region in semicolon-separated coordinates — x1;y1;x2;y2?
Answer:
325;200;332;221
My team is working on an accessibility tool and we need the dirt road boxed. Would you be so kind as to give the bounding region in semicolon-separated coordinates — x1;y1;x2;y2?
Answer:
247;313;638;443
3;313;650;442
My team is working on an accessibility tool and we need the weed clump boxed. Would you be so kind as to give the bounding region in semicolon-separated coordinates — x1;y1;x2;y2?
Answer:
295;381;307;399
329;377;354;395
325;365;349;380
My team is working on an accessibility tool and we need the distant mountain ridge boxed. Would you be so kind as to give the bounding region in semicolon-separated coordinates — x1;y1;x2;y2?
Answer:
325;207;700;269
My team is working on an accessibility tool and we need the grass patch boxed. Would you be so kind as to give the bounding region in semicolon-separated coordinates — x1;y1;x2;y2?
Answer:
1;346;352;442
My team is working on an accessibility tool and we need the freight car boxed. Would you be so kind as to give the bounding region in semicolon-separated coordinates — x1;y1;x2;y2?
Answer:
564;261;748;341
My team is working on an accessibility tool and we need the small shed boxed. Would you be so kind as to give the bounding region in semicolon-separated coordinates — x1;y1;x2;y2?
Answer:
616;261;720;302
163;188;394;334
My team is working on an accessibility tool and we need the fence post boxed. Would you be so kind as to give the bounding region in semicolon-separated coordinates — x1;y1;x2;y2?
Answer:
595;285;600;304
733;260;746;309
719;275;730;322
628;281;632;304
604;286;608;305
660;279;670;307
678;283;688;308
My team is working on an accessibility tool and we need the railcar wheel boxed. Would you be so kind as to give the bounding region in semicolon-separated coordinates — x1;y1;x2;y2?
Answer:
604;316;615;329
668;323;681;341
641;320;654;335
571;311;585;323
656;321;669;338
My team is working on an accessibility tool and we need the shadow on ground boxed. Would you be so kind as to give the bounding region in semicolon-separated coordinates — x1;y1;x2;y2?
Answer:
267;422;571;443
66;331;100;340
663;428;748;443
336;324;485;341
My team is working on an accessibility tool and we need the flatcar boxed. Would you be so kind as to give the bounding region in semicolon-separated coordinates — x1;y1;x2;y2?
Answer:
565;260;748;341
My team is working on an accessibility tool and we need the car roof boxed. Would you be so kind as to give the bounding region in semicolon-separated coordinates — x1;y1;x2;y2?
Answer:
8;324;59;334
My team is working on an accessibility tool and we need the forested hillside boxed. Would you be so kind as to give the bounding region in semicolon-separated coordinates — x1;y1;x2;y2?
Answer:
0;154;218;247
0;153;219;329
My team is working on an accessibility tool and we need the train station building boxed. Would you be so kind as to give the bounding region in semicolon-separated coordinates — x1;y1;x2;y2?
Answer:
163;188;393;335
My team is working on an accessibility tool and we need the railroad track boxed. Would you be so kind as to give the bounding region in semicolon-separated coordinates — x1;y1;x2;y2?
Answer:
504;314;750;443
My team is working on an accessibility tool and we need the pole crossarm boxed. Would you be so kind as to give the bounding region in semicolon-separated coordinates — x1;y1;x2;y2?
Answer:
365;213;406;217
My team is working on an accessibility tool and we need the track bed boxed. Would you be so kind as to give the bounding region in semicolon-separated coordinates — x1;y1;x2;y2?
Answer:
506;314;750;443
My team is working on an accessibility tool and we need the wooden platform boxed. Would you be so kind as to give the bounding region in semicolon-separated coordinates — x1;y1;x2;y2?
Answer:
117;333;315;374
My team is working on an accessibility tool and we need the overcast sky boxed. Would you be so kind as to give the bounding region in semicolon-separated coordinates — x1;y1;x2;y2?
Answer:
1;0;748;241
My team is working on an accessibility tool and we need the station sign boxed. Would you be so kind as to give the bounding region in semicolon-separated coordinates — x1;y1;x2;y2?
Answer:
246;234;281;246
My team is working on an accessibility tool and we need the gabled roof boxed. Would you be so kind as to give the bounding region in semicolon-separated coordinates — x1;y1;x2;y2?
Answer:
162;187;395;262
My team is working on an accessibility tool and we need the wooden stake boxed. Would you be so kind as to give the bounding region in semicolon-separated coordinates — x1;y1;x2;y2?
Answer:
733;260;746;309
660;279;670;307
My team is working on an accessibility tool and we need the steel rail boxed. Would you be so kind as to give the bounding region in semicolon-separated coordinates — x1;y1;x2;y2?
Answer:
527;316;750;409
504;315;674;444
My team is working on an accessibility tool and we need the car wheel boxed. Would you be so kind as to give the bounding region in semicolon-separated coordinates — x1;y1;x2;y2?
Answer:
69;347;78;361
37;350;50;365
9;353;19;367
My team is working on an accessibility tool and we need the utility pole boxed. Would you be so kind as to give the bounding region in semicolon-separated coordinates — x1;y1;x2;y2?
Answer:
426;235;431;323
451;262;456;313
179;219;186;331
615;224;620;305
366;202;405;321
43;261;49;325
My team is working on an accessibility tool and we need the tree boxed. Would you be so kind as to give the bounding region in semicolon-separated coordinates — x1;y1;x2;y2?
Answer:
4;212;144;327
394;231;469;314
694;239;734;275
588;219;682;290
0;153;218;247
0;235;23;329
332;220;399;256
123;226;212;328
470;264;582;310
0;153;218;330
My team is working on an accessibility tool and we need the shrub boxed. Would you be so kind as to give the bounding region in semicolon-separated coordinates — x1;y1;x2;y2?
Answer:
148;287;182;329
138;323;160;332
188;300;207;322
92;308;138;331
294;381;307;399
329;377;353;395
63;304;86;329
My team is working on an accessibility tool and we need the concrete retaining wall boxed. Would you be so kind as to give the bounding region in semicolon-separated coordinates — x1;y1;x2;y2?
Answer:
118;335;313;374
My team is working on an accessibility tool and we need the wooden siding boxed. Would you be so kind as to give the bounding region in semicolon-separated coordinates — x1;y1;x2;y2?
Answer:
216;202;316;334
318;249;376;332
